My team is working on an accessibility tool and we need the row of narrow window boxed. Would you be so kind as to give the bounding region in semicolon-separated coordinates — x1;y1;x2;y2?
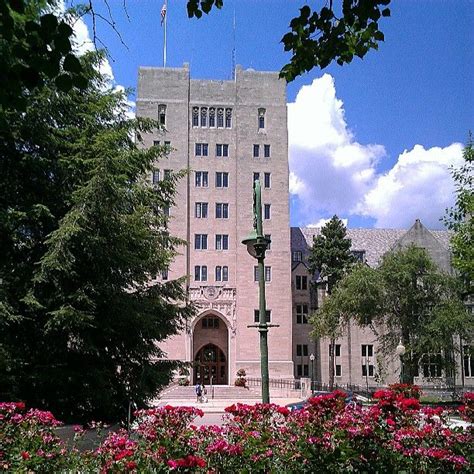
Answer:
194;265;273;282
158;105;267;130
195;202;229;219
194;143;271;158
194;234;230;251
192;107;232;128
195;172;273;193
194;265;229;282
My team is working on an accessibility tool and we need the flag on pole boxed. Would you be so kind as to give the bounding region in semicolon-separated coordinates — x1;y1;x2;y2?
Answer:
161;2;167;26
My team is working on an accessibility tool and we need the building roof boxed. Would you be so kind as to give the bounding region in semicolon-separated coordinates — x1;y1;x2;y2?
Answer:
291;224;451;268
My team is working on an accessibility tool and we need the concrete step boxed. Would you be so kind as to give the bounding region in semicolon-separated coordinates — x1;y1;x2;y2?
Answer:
159;384;261;400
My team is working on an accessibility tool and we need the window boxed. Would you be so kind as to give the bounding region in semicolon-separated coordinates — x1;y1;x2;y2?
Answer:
163;169;171;180
161;268;168;280
194;265;207;281
225;108;232;128
253;172;260;183
423;354;442;378
164;140;171;147
195;202;208;218
264;204;271;220
265;234;271;250
215;265;229;282
200;107;207;127
194;234;208;250
215;234;229;250
253;144;260;158
335;365;342;377
362;363;375;377
209;107;215;127
254;266;271;282
361;344;374;358
264;144;271;158
215;203;229;219
264;172;271;188
296;304;308;324
158;104;166;125
153;140;160;147
329;344;341;357
295;275;308;290
258;108;265;129
152;169;160;184
292;251;302;262
217;108;224;128
352;250;366;262
163;205;170;217
464;346;474;377
296;344;309;357
202;317;219;329
216;144;229;157
195;143;208;157
195;171;208;187
192;107;199;127
297;365;309;377
254;309;271;323
216;172;229;188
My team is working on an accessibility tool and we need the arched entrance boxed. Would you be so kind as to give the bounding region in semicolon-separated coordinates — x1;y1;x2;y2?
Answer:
194;343;227;385
193;313;229;385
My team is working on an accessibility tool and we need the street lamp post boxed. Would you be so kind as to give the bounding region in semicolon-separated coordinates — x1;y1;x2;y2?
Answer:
242;180;276;404
310;353;315;395
364;357;370;395
396;340;406;384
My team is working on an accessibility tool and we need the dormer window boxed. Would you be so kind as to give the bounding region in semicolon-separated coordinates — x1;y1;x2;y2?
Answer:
158;104;167;126
352;250;366;263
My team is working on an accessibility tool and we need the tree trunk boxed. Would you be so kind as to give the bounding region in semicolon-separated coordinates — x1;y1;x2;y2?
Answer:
329;338;335;391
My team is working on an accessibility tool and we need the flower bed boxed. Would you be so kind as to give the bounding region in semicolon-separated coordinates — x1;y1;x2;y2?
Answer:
1;388;472;472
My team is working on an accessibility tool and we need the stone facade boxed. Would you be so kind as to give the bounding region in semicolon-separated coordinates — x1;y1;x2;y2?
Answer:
137;65;293;385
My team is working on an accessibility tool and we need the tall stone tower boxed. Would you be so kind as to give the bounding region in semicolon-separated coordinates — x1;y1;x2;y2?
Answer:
137;64;293;384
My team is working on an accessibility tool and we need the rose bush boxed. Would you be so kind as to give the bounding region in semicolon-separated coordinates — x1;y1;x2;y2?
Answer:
1;388;472;472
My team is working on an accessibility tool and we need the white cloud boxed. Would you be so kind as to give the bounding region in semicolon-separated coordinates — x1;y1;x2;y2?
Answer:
288;75;463;229
357;143;464;228
288;74;385;226
308;218;348;228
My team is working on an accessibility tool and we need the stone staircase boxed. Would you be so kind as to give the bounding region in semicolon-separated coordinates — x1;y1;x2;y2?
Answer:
159;384;261;401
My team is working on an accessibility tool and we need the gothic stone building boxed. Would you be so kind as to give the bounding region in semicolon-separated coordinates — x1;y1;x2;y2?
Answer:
137;65;473;388
137;64;293;385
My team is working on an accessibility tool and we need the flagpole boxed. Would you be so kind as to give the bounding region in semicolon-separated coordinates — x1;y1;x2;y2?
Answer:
163;0;167;67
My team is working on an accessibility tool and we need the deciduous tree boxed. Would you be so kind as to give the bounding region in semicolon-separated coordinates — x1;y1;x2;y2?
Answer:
325;246;472;384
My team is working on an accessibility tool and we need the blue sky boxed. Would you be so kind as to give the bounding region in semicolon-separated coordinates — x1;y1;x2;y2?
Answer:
77;0;473;229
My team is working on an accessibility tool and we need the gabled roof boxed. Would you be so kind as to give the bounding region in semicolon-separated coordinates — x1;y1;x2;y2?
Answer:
291;222;451;269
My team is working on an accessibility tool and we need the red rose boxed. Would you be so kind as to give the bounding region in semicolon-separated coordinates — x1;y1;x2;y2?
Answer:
21;451;30;460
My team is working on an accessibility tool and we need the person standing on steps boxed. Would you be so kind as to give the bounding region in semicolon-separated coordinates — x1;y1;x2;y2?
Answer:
195;382;202;403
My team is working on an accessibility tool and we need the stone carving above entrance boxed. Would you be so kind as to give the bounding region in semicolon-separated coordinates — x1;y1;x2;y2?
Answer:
189;286;237;336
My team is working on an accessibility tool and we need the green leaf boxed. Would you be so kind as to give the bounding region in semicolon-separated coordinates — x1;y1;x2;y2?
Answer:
40;13;58;32
382;8;391;17
63;54;82;73
55;73;73;92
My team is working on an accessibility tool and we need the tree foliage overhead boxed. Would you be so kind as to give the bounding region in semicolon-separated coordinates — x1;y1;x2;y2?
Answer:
324;246;472;383
443;135;474;289
0;50;192;422
187;0;391;81
0;0;88;114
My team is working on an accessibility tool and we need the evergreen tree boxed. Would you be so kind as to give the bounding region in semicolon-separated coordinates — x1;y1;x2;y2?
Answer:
308;216;355;390
0;53;192;422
